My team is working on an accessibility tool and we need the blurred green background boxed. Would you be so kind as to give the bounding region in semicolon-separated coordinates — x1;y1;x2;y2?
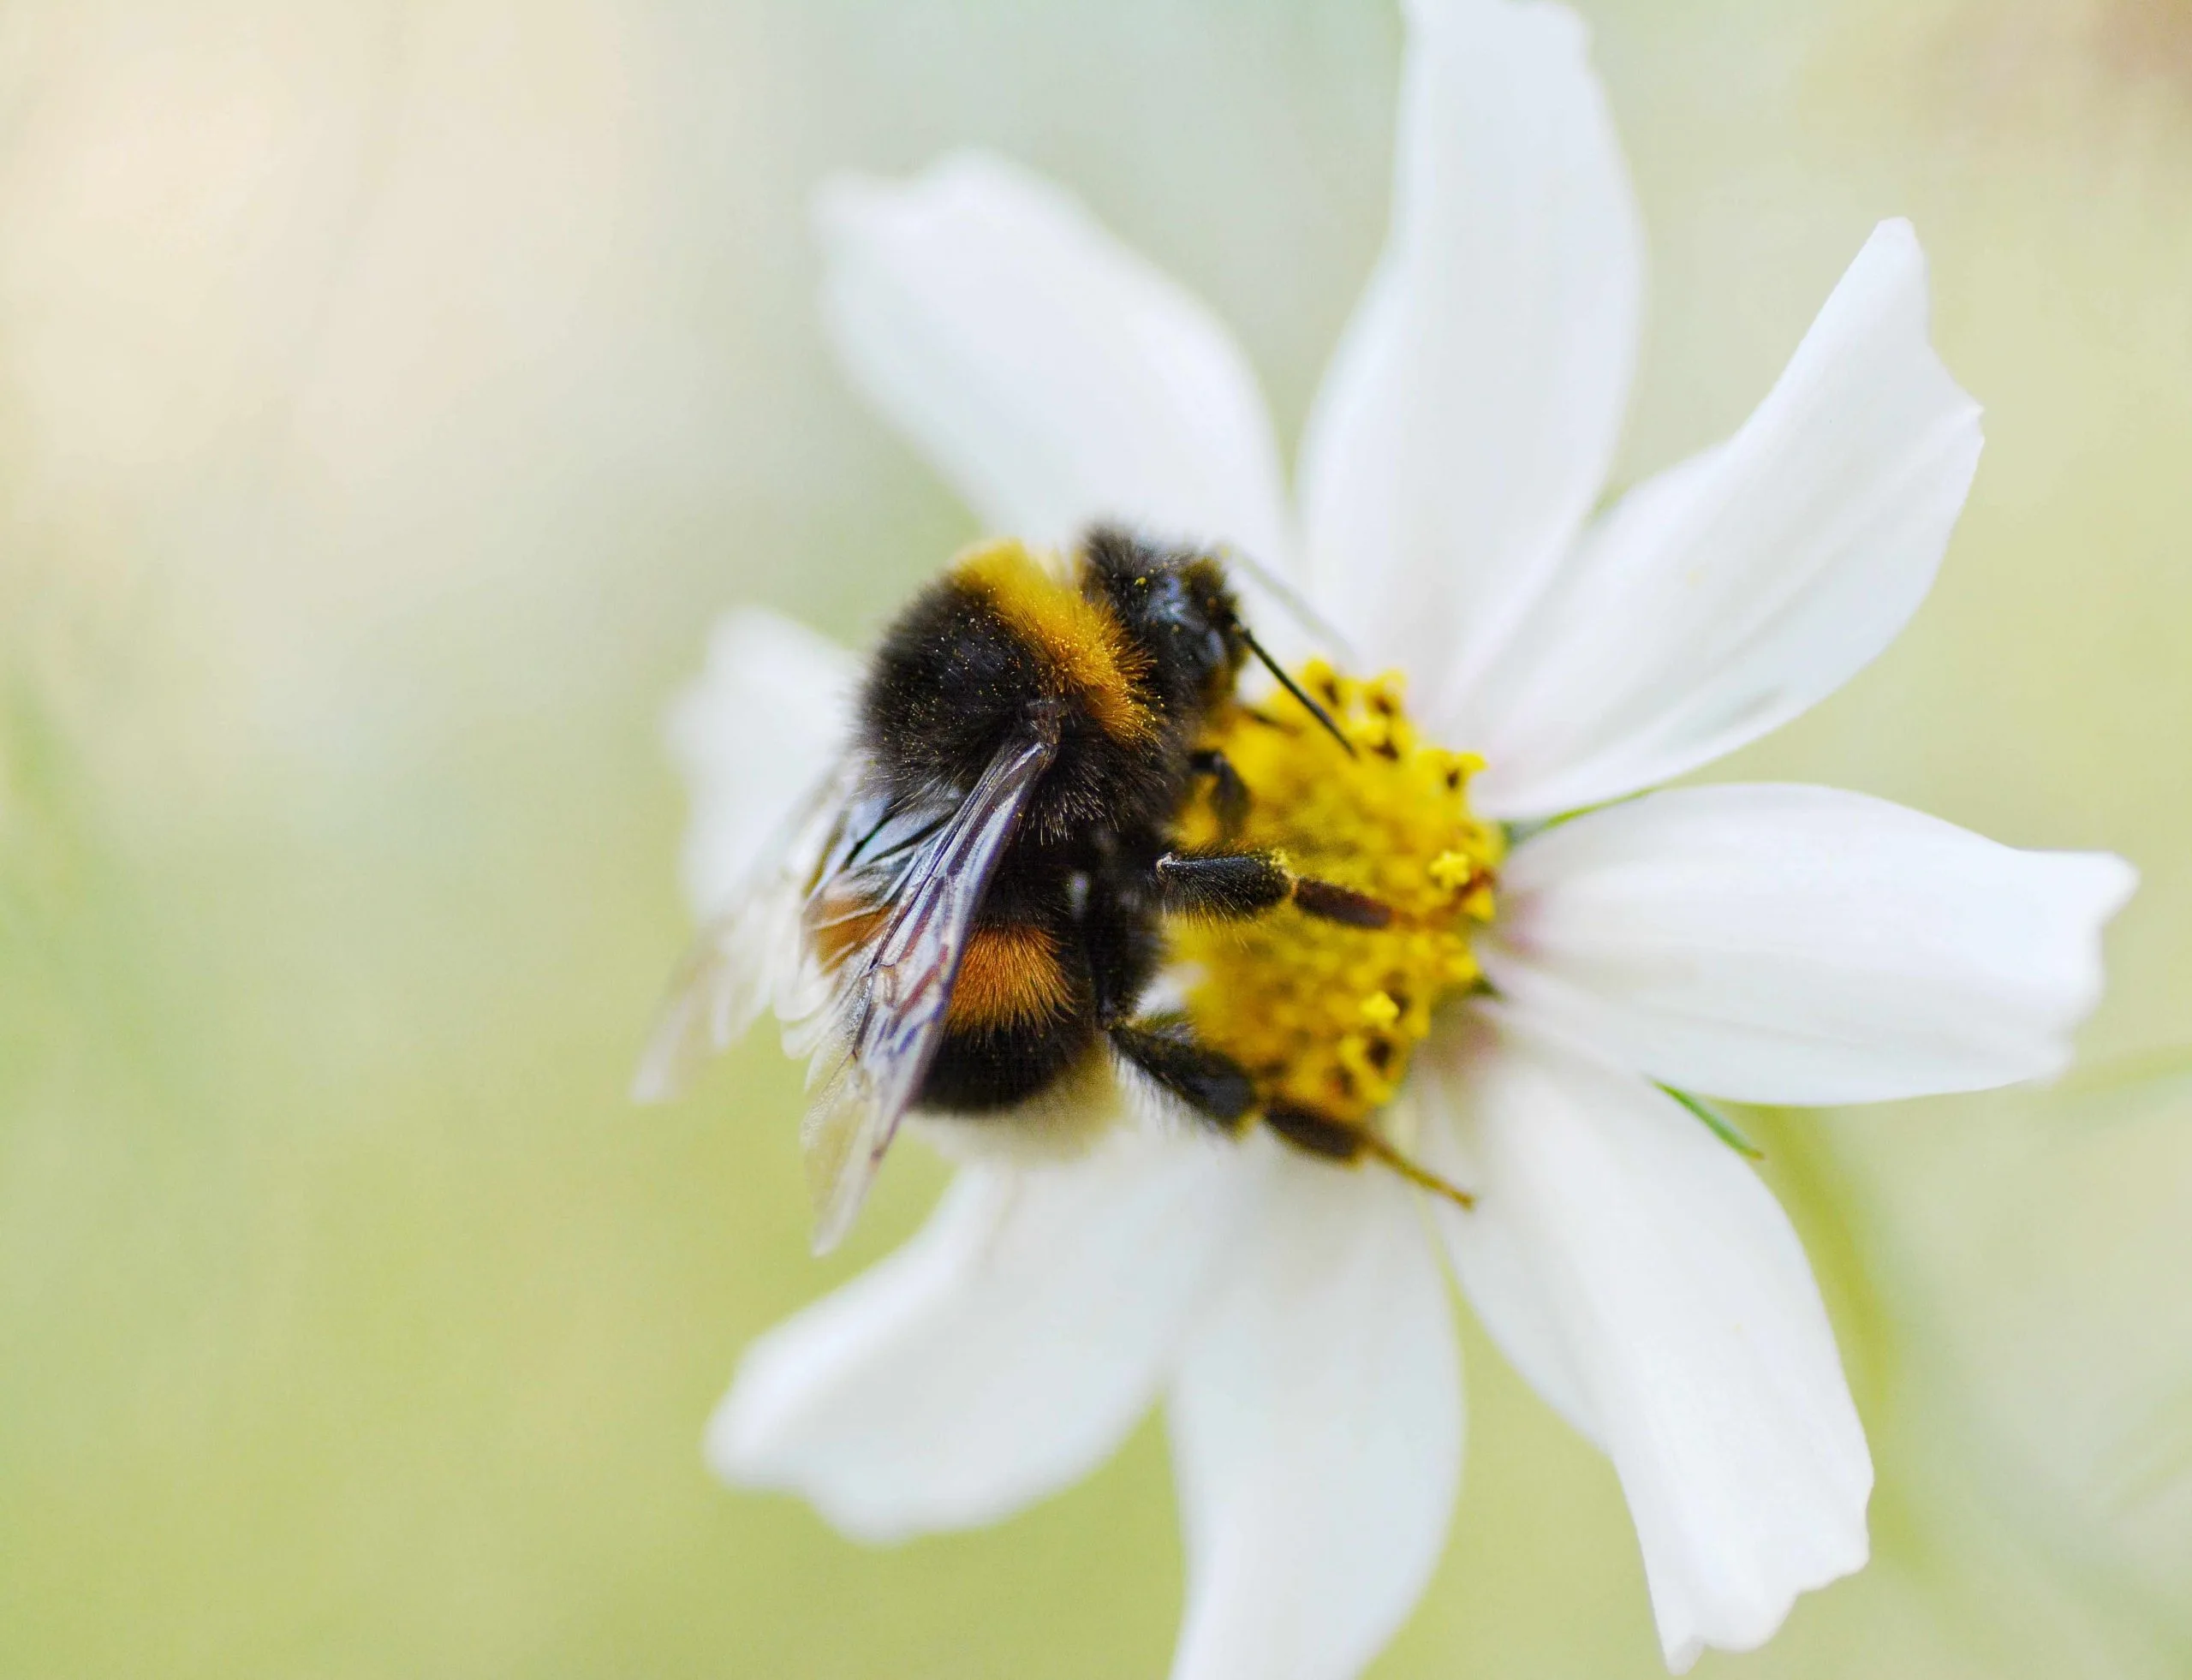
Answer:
3;0;2189;1674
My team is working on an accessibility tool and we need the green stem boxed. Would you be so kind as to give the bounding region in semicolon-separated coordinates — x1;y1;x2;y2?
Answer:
1655;1082;1765;1159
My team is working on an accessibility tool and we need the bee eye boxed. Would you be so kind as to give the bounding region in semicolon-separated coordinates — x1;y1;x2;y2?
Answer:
1202;629;1226;669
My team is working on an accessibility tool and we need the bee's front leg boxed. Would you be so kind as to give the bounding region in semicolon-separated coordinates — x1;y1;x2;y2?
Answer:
1187;748;1250;837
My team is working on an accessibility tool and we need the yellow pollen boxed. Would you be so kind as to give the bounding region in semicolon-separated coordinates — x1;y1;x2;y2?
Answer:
1170;661;1504;1128
1427;850;1475;891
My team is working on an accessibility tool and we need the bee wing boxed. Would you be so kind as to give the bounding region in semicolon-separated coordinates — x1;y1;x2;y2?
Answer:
800;716;1062;1253
630;760;860;1104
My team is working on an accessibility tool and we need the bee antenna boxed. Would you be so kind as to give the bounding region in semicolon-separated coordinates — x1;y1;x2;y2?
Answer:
1218;545;1361;666
1240;626;1355;758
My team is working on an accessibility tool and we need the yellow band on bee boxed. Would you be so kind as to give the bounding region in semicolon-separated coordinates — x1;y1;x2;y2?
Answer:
956;539;1157;745
946;921;1078;1029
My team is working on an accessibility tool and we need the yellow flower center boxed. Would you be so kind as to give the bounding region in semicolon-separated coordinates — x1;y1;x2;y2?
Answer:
1170;661;1503;1128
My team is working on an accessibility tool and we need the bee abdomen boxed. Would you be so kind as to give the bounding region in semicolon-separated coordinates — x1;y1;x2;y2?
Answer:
944;922;1076;1030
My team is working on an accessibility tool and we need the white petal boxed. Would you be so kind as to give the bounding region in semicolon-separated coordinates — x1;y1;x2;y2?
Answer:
1298;0;1641;700
1484;783;2139;1105
1409;1037;1600;1446
1426;1024;1870;1670
1468;220;1983;819
669;608;858;918
1167;1140;1460;1680
817;152;1290;563
710;1128;1243;1544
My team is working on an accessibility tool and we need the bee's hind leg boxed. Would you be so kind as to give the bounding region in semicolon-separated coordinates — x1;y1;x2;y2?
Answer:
1109;1022;1478;1208
1264;1101;1476;1210
1107;1015;1256;1132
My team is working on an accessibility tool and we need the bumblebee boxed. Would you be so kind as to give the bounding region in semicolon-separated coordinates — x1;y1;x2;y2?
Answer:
642;526;1475;1249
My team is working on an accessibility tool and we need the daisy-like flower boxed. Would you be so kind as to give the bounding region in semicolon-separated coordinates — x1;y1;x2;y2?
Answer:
655;1;2135;1672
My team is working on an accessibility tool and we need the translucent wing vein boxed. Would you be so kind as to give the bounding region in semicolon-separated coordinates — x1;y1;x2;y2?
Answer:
802;716;1062;1251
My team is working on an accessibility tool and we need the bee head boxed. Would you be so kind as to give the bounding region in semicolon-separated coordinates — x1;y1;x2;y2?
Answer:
1081;526;1248;719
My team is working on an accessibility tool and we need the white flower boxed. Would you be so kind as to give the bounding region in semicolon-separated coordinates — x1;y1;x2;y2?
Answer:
661;0;2135;1673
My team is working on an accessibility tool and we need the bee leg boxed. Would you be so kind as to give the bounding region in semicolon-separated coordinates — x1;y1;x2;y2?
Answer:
1264;1101;1476;1211
1108;1015;1256;1131
1153;850;1395;929
1188;748;1250;837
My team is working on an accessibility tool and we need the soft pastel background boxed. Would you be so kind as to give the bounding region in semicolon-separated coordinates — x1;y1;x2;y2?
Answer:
3;0;2189;1674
